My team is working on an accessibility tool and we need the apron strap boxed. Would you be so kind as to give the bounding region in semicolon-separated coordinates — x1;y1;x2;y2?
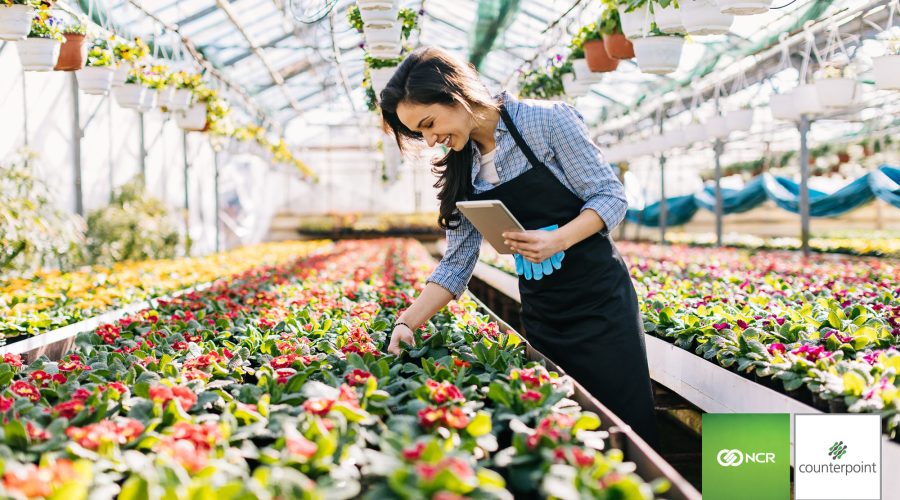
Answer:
499;105;548;171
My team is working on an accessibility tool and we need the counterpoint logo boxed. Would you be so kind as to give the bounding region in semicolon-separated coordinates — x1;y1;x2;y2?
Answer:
828;440;847;460
717;449;743;467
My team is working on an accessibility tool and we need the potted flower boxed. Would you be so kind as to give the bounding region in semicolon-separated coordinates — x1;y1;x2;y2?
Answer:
112;37;148;86
873;28;900;91
680;0;733;35
598;6;634;60
16;6;62;71
356;0;398;27
366;54;402;100
814;59;859;108
169;71;201;111
716;0;773;16
652;0;684;34
143;65;172;109
112;65;147;109
631;24;685;75
53;17;87;71
617;0;651;39
0;0;36;41
573;22;618;73
517;59;566;100
75;38;114;95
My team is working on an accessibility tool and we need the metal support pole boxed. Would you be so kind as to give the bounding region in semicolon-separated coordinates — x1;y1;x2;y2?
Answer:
214;151;221;252
713;139;724;247
107;95;114;201
659;153;667;245
182;132;191;256
71;74;84;216
139;112;147;181
21;70;29;151
798;115;811;257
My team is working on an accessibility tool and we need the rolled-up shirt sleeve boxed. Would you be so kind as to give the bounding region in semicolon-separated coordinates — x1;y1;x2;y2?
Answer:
548;103;627;234
427;214;482;299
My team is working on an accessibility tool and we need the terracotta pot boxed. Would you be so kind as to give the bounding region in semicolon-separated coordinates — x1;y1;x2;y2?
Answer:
584;39;619;72
603;33;634;60
54;33;86;71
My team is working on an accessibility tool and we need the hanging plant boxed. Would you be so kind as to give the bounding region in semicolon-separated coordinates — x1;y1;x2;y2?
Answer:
347;5;364;33
17;6;63;71
872;27;900;90
518;56;567;100
55;18;86;71
397;7;418;40
76;38;115;95
571;22;617;73
599;6;635;59
631;24;685;75
111;36;149;86
0;0;38;42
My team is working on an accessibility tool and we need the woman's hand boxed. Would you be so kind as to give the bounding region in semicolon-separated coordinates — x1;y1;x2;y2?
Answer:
503;229;567;264
387;323;415;356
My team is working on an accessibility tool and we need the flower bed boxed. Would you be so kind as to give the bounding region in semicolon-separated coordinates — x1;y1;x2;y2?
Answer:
663;231;900;259
0;239;669;499
1;241;330;341
477;242;900;439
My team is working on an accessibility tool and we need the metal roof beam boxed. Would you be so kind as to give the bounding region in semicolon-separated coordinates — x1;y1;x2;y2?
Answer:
222;31;294;66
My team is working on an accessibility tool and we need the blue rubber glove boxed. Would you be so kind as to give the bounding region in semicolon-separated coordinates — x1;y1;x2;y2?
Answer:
513;225;565;280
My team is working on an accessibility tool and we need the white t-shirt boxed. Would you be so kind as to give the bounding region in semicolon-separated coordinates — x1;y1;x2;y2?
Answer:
478;148;501;186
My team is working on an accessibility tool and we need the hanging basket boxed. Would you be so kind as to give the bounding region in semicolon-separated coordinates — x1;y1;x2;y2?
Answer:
169;88;193;111
572;58;602;82
653;2;684;34
704;114;730;139
364;23;401;50
0;4;35;41
113;83;145;109
769;93;799;121
137;86;157;112
680;0;734;36
873;54;900;90
359;1;398;26
725;108;754;132
603;33;635;60
75;66;114;95
618;5;649;39
632;35;684;75
584;39;619;72
814;78;859;108
357;0;394;8
370;66;397;99
683;122;708;144
790;84;823;115
156;87;175;109
112;65;130;86
662;129;688;150
54;33;87;71
16;38;61;71
562;73;591;97
716;0;773;15
177;103;208;131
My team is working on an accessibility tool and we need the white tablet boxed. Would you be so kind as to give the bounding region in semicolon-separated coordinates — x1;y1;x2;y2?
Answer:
456;200;526;254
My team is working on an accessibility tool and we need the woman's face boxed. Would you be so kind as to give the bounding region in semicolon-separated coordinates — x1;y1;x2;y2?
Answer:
395;101;473;152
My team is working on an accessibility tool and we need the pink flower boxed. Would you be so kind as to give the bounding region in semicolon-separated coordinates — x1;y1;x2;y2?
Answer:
345;369;372;387
768;343;786;355
520;390;543;402
11;381;40;402
149;384;197;411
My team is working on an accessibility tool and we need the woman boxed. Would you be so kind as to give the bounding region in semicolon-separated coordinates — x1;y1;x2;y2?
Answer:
381;47;659;447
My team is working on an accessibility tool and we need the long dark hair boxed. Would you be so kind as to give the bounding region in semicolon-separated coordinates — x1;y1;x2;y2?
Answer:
380;47;498;230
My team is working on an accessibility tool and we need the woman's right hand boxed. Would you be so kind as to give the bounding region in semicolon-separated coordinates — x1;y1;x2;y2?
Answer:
387;323;415;356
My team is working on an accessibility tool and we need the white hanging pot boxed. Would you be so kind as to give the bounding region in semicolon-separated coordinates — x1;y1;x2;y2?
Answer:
112;65;131;86
359;1;398;26
370;66;397;99
170;88;193;111
873;54;900;90
16;38;61;71
156;87;175;109
0;4;35;41
683;122;708;144
113;83;146;109
357;0;395;8
75;66;114;95
653;3;684;34
704;114;730;139
364;22;401;50
137;87;157;113
680;0;734;36
814;78;859;108
662;129;688;150
632;35;684;75
791;83;823;115
572;58;602;82
177;103;208;131
716;0;774;15
562;73;592;97
618;4;650;40
769;93;799;121
725;108;754;132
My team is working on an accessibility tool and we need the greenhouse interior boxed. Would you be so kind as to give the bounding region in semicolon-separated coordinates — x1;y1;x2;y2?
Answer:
1;0;899;498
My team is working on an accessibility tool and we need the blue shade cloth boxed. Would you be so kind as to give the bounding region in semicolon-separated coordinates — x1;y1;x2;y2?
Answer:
869;165;900;209
624;166;899;227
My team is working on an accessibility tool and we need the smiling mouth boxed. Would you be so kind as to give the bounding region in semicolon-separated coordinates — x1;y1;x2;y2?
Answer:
441;136;452;148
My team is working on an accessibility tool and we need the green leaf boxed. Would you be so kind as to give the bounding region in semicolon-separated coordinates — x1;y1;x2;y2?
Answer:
3;420;28;449
842;372;865;397
119;476;149;500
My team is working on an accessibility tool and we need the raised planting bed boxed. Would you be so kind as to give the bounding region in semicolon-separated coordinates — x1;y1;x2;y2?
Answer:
0;238;696;499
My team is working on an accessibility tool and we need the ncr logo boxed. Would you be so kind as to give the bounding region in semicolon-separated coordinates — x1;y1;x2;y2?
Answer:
716;449;777;467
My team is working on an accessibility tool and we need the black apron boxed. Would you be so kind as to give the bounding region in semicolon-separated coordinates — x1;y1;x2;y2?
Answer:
468;105;659;447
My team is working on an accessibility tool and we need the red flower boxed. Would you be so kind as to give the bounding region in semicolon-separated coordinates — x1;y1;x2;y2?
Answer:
58;359;89;372
402;442;427;462
106;382;127;395
52;374;67;384
303;398;334;416
442;406;469;429
71;388;92;401
53;399;86;419
149;384;197;411
345;369;372;387
172;341;188;350
11;381;40;402
418;406;445;428
452;357;471;369
29;371;51;387
520;390;543;402
26;422;50;442
424;379;465;405
768;343;787;355
270;353;298;369
275;368;296;384
286;432;318;460
337;384;360;408
2;354;23;369
0;396;13;412
65;418;144;450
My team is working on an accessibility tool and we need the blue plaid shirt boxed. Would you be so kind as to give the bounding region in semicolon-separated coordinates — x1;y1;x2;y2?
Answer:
429;92;627;298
